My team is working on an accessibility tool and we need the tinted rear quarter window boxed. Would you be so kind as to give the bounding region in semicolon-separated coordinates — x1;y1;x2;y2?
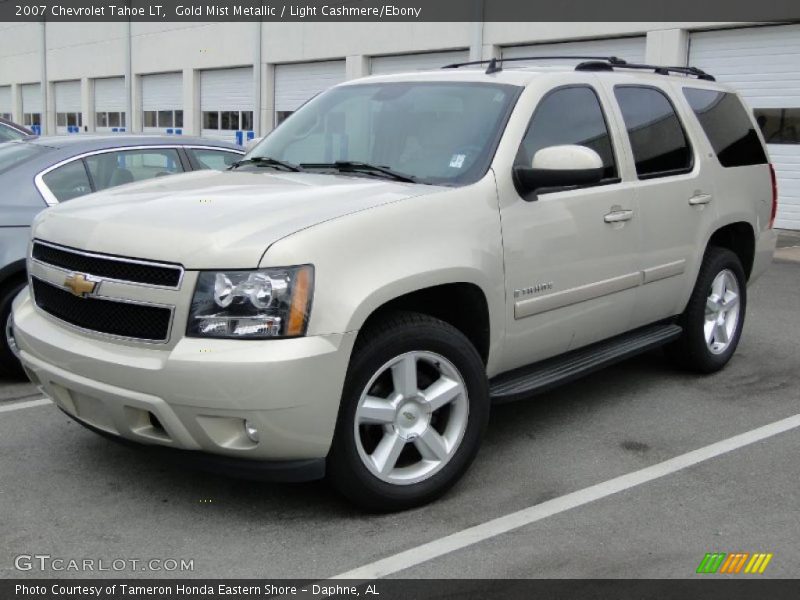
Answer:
614;86;693;179
683;88;768;167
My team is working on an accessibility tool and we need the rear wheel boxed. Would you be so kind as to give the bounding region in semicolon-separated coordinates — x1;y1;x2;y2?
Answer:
666;247;746;373
0;279;27;379
328;312;489;511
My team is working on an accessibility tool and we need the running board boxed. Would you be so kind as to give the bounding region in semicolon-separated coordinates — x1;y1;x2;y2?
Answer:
489;323;683;403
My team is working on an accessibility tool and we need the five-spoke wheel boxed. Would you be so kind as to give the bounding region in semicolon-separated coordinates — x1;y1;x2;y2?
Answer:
328;312;488;511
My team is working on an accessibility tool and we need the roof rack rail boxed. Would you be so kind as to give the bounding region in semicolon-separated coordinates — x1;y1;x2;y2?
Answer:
575;60;716;81
442;55;628;75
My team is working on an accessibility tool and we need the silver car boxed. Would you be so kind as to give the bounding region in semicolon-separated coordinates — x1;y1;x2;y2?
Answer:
0;135;243;377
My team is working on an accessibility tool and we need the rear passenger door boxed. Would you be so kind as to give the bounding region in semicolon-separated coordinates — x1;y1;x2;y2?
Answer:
606;83;718;328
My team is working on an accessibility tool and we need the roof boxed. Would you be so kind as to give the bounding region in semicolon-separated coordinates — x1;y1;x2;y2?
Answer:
24;134;241;151
343;62;730;91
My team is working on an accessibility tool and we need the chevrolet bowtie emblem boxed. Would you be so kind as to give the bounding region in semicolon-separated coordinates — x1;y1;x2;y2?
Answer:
64;273;98;297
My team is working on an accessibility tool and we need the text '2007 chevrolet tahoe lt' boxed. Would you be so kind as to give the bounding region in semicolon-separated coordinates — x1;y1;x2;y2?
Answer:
12;57;777;510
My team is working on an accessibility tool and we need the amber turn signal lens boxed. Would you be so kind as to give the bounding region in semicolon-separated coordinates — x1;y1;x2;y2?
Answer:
287;266;313;336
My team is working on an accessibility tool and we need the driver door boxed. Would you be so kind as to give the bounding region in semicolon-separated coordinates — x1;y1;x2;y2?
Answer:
499;84;642;370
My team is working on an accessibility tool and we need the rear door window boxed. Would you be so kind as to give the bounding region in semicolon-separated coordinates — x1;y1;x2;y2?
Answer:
85;148;183;192
684;88;768;167
614;86;693;179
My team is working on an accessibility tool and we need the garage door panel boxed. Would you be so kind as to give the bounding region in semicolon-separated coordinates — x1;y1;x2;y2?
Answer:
54;81;81;112
201;67;253;112
502;37;646;66
142;73;182;111
691;25;800;230
0;86;10;113
94;77;125;112
371;50;468;75
21;84;41;113
274;60;346;113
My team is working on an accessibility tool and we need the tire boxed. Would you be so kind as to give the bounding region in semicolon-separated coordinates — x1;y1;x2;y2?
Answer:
0;278;27;380
327;311;489;512
666;247;747;374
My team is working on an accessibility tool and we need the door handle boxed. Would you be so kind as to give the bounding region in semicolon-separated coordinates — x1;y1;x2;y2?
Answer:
689;193;713;206
604;208;634;223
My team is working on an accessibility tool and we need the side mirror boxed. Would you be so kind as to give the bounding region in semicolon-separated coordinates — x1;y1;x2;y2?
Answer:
513;145;604;199
244;137;263;153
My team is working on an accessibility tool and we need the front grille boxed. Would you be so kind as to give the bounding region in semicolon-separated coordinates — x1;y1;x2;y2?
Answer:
32;278;172;342
32;241;183;288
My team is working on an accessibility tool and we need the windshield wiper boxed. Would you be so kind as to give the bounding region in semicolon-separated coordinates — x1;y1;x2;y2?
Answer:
300;161;416;183
231;156;303;172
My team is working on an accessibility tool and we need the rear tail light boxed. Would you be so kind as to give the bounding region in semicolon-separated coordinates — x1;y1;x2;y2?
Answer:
768;164;778;229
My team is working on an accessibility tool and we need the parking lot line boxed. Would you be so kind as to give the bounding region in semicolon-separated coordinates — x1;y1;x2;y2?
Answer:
0;397;51;413
331;412;800;580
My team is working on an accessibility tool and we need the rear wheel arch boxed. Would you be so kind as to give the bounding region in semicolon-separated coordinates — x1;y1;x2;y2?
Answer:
705;221;756;280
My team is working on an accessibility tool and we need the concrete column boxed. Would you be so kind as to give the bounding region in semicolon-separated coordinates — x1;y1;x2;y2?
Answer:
345;55;369;80
482;44;500;61
261;62;275;135
11;83;22;124
82;77;93;133
253;22;262;135
184;68;200;136
45;81;56;136
131;74;143;132
645;29;689;66
40;21;49;135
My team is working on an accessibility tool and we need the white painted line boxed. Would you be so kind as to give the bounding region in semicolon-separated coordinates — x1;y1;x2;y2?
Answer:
0;397;51;413
331;412;800;580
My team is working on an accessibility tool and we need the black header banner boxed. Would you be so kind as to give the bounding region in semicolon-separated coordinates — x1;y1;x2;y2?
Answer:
1;0;799;22
5;579;800;600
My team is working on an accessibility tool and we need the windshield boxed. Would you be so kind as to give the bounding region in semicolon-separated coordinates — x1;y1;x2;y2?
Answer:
249;81;521;186
0;141;46;175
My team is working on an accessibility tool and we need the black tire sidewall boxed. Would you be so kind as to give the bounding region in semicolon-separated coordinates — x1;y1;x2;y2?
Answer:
328;313;489;511
0;279;27;379
681;248;747;372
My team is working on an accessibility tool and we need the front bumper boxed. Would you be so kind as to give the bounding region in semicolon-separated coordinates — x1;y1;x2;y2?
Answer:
13;290;356;469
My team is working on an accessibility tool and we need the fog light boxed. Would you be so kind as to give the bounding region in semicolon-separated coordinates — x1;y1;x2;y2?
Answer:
244;420;260;443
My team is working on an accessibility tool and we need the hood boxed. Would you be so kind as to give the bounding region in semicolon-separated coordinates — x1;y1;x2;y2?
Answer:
33;169;445;268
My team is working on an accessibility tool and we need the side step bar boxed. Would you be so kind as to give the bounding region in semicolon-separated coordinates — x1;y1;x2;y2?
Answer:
489;323;683;403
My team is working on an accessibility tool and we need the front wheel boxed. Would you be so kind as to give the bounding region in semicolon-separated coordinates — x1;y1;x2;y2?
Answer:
666;247;747;373
327;312;489;511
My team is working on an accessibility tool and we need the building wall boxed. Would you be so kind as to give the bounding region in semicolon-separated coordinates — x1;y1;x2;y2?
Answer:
0;21;750;137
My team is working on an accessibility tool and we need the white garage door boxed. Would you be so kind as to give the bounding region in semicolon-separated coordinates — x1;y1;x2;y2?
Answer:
54;80;82;134
94;77;126;133
274;60;346;125
690;24;800;230
502;36;646;67
371;50;469;75
142;72;183;135
200;67;254;142
0;86;11;120
21;83;42;130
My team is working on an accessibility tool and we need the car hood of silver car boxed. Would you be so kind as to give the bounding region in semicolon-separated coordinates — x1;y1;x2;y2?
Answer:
32;169;446;268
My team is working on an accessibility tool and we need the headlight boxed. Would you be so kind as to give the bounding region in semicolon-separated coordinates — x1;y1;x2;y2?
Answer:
187;265;313;339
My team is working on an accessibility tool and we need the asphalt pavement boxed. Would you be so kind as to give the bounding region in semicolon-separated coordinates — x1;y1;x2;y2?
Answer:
1;248;798;580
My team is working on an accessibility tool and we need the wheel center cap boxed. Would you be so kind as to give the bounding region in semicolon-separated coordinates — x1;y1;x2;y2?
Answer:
394;399;429;440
